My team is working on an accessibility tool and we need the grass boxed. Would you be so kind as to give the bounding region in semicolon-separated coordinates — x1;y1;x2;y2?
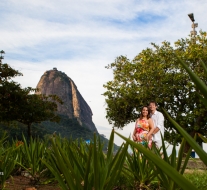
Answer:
184;170;207;190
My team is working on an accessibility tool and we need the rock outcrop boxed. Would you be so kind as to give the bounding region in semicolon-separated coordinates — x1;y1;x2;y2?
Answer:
36;68;97;132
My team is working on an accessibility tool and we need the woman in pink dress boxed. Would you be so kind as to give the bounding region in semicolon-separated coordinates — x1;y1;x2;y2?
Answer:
132;106;154;148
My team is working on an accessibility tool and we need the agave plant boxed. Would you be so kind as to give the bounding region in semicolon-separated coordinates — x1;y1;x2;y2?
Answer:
43;129;129;190
0;133;19;190
115;131;198;190
16;135;50;183
152;135;193;190
123;144;158;190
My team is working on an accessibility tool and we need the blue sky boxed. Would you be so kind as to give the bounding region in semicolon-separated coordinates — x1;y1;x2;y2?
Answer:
1;0;207;147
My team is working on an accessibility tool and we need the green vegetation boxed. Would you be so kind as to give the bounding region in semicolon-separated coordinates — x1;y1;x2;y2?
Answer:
0;115;119;151
114;49;207;189
0;52;62;138
184;171;207;190
0;129;207;190
103;32;207;146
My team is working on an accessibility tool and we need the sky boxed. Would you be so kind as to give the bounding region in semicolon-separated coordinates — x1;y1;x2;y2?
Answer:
1;0;207;148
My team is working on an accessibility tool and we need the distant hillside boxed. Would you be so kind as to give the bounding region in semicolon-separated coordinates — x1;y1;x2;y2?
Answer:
0;115;120;151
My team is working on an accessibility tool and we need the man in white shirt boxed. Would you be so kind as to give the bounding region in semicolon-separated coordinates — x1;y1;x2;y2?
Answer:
149;101;164;148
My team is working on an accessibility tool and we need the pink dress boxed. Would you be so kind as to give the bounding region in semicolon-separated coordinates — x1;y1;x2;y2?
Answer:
134;119;152;148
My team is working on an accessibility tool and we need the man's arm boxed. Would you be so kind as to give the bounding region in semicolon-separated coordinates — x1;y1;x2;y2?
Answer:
152;127;160;135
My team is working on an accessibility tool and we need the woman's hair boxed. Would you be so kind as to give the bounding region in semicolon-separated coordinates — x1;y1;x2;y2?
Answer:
140;106;150;119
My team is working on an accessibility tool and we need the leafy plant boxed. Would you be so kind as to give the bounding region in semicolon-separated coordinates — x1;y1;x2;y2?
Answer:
103;32;207;146
152;136;193;190
43;130;129;190
16;135;49;183
114;57;207;190
115;131;198;190
123;145;157;189
184;170;207;190
0;133;19;189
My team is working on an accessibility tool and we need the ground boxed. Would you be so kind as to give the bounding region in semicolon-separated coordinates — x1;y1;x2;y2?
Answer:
5;176;61;190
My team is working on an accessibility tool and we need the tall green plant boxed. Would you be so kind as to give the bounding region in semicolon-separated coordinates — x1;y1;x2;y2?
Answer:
153;135;193;190
16;135;49;182
0;133;19;189
115;132;198;190
43;130;129;190
162;56;207;166
124;145;158;189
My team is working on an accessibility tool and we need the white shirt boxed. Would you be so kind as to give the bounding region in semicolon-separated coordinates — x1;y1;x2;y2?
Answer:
151;110;164;142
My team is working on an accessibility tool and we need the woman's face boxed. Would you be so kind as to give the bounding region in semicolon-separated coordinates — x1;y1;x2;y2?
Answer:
142;107;149;117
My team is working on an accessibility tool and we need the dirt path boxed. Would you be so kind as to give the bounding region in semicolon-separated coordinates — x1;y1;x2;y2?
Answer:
5;176;61;190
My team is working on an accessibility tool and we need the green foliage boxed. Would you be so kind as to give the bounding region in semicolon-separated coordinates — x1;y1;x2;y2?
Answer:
124;145;158;189
16;135;49;183
43;129;128;190
0;51;62;138
0;130;206;189
114;54;207;190
0;133;19;189
16;93;62;138
184;171;207;190
103;31;207;144
115;132;198;190
0;115;119;152
0;64;33;122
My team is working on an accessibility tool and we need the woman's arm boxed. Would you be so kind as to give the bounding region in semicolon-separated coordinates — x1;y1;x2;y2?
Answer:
132;120;137;141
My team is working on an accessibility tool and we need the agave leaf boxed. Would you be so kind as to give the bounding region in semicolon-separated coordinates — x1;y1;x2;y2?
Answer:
160;134;170;164
177;56;207;100
83;144;93;190
180;134;196;175
162;109;207;166
115;131;198;190
93;133;99;189
105;142;129;190
0;145;18;189
195;92;207;107
180;146;192;175
108;143;124;172
106;129;114;164
42;158;68;190
198;133;207;143
176;138;186;171
199;59;207;76
67;145;85;178
170;144;177;169
0;132;8;145
51;137;79;190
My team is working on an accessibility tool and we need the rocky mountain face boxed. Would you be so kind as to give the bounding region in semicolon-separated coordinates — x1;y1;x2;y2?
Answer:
36;68;97;132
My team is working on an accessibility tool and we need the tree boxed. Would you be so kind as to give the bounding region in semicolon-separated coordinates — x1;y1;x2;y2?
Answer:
0;50;30;122
16;93;62;138
0;51;62;138
103;31;207;145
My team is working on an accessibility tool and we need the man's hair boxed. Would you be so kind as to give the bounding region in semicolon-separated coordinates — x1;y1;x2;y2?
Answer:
149;101;158;106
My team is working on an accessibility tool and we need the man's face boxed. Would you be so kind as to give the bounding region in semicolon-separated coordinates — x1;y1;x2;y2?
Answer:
149;103;157;113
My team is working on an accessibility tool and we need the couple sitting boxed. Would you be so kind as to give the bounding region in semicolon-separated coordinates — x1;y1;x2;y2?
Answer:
132;101;164;148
